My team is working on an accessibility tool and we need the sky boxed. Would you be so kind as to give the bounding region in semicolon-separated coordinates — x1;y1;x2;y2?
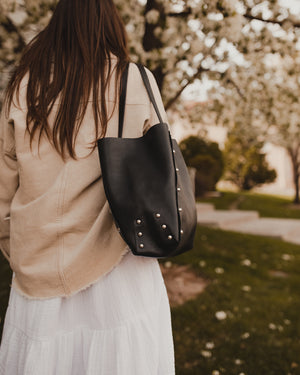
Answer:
281;0;300;13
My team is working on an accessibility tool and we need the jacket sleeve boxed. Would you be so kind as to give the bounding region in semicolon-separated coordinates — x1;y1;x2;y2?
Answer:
143;68;169;134
0;108;19;262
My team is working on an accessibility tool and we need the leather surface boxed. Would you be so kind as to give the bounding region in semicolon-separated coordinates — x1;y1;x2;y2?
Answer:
97;64;197;258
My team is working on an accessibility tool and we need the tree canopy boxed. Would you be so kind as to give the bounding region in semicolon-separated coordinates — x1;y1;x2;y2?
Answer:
1;0;299;108
1;0;300;199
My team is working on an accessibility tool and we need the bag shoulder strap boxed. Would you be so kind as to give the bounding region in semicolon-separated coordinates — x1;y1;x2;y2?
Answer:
118;63;129;138
135;63;164;125
118;62;164;138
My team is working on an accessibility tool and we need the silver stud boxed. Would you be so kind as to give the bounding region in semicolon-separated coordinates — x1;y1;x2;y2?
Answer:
179;208;183;212
138;232;143;237
177;187;181;192
155;213;161;218
162;224;167;229
168;235;173;240
136;219;142;224
139;243;144;249
173;149;176;153
176;168;179;172
180;229;184;234
117;227;121;232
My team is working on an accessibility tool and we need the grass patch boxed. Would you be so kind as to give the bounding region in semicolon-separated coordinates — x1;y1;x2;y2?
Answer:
162;226;300;375
198;191;300;219
1;227;300;374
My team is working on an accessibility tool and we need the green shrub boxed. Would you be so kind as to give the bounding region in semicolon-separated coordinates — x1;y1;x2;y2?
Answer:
180;136;224;196
224;132;277;191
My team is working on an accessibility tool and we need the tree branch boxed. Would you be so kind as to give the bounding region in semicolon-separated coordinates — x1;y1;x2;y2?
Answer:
165;5;300;27
165;67;245;110
243;9;300;28
225;77;245;100
2;15;26;52
166;8;192;18
165;66;210;110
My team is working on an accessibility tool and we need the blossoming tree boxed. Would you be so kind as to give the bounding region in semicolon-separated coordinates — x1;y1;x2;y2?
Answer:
1;0;300;199
0;0;286;106
206;3;300;202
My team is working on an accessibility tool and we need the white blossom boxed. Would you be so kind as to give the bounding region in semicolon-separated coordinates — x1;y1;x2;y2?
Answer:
206;341;215;349
240;259;252;266
215;311;227;320
281;254;293;261
235;359;243;365
145;9;160;24
241;285;251;292
201;350;212;358
8;10;28;26
241;332;250;339
215;267;224;274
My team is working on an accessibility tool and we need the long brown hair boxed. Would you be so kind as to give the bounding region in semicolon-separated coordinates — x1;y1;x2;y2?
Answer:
5;0;129;160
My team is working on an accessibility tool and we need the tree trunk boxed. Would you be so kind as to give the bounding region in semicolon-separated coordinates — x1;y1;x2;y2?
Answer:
292;168;300;204
288;147;300;204
142;0;166;91
142;1;208;108
294;175;300;204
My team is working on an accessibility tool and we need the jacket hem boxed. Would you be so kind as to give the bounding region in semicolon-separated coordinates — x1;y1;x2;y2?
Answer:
10;245;131;301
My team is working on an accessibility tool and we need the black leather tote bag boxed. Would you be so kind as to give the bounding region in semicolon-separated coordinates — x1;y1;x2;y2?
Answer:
97;63;197;258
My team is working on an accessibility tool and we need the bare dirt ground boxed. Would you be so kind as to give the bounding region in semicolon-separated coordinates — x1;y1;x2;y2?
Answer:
159;263;208;307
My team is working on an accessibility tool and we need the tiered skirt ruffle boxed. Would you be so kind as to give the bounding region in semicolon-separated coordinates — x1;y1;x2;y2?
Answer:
0;250;175;374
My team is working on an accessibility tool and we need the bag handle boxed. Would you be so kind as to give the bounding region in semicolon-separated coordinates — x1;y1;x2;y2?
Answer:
118;63;129;138
135;63;164;125
118;63;164;138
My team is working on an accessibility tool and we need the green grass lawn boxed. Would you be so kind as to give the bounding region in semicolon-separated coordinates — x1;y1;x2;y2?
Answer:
163;226;300;375
1;226;300;375
198;190;300;219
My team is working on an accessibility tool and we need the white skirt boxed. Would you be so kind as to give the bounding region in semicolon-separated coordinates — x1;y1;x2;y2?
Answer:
0;250;175;375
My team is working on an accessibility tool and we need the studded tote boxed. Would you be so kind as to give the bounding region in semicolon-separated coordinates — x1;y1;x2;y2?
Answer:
97;63;197;258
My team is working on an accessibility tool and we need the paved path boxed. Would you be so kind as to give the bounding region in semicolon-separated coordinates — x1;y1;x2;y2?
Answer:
196;203;300;246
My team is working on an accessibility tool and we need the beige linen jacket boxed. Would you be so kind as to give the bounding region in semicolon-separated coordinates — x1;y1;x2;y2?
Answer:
0;61;168;299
